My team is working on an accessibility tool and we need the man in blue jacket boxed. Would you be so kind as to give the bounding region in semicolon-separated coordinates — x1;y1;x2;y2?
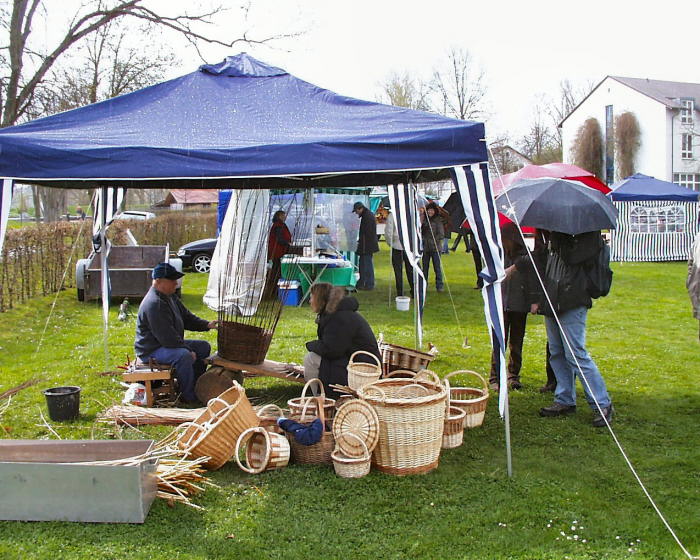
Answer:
135;263;218;404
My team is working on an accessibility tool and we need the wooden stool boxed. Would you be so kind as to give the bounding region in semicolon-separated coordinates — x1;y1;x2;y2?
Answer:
123;360;176;406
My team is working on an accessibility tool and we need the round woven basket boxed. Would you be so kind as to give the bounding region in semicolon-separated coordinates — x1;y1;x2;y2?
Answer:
218;321;273;365
358;372;446;476
287;378;336;419
347;350;382;391
256;404;287;434
332;399;379;458
378;341;436;377
176;382;259;470
332;433;371;478
287;397;335;465
444;370;489;429
235;426;290;474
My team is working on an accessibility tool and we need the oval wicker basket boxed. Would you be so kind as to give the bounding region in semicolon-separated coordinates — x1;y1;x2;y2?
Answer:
358;376;446;476
287;397;335;465
444;370;489;429
378;341;437;377
235;426;290;474
332;433;371;478
176;382;259;470
287;378;336;419
442;376;467;449
347;350;382;390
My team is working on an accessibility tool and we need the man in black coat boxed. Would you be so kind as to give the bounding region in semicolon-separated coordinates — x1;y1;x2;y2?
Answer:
352;201;379;290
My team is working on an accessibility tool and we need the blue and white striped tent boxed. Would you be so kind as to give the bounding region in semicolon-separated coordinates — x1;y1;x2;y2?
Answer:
609;174;700;262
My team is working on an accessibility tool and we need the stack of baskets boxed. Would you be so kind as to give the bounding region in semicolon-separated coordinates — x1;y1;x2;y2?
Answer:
330;399;379;478
286;397;335;465
378;340;437;377
444;370;490;429
442;377;467;449
358;370;446;475
176;381;259;470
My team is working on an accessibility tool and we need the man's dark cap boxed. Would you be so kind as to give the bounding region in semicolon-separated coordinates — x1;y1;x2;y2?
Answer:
152;262;184;280
352;201;364;213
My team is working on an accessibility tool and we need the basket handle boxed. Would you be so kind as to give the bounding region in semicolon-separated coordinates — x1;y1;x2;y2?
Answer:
235;427;271;474
414;369;442;386
383;369;416;379
316;396;326;435
359;384;386;401
444;370;488;392
256;404;286;419
336;431;369;460
443;377;451;413
300;377;325;400
175;421;208;449
348;350;381;369
396;383;431;398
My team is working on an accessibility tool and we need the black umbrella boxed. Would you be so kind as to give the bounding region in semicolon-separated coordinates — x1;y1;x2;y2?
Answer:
494;178;618;235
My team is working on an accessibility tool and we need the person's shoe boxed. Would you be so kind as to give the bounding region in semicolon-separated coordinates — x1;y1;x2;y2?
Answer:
539;383;557;393
436;287;444;292
489;381;499;392
508;380;523;390
592;404;614;427
539;402;576;417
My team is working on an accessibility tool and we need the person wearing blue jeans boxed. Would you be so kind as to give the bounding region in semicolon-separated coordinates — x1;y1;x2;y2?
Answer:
135;263;218;404
352;201;379;290
536;231;613;427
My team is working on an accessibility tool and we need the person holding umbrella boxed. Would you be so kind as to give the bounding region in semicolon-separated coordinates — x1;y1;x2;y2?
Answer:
496;178;617;427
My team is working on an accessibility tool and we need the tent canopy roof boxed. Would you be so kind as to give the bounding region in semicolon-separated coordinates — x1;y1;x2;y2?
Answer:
0;53;486;189
609;173;699;201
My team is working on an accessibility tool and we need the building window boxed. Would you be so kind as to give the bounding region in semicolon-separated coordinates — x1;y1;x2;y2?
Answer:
680;99;694;125
630;205;686;233
681;133;693;159
673;173;700;191
605;105;614;184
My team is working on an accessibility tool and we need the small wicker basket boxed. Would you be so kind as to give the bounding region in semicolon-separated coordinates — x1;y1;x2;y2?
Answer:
379;341;437;377
287;397;335;465
444;370;489;429
347;350;382;390
256;404;287;434
332;433;371;478
287;378;336;419
235;426;290;474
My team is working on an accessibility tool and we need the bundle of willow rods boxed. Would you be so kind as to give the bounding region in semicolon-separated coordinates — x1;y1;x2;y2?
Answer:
98;404;205;426
217;189;310;363
156;455;216;510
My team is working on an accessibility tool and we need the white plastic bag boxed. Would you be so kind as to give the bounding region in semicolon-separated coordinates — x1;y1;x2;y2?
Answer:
122;382;147;406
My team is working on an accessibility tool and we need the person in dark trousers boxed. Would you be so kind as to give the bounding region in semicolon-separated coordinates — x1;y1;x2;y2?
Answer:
535;230;613;427
134;263;218;404
489;223;540;391
467;230;484;289
533;229;557;393
303;283;380;397
266;210;292;298
352;201;379;290
421;202;445;291
385;210;414;297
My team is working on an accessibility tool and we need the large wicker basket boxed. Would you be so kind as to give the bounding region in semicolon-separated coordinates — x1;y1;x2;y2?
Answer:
379;341;437;377
176;382;259;470
287;397;335;465
287;378;336;419
358;371;446;475
347;350;382;390
235;426;290;474
218;321;273;365
444;370;489;429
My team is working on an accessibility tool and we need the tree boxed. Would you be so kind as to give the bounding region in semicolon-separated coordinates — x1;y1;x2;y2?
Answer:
518;99;559;164
547;79;594;149
379;72;430;111
429;47;487;121
614;111;641;180
572;117;604;178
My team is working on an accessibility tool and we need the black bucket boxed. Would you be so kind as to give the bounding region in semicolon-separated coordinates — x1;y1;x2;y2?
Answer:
43;386;81;421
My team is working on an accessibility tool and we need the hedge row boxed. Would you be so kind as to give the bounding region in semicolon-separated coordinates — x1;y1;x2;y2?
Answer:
0;211;217;311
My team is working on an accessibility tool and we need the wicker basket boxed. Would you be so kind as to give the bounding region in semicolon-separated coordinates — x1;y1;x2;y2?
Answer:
287;397;335;465
379;341;437;377
358;373;446;476
256;404;287;434
332;399;379;458
444;370;489;429
287;378;336;419
441;376;467;449
235;426;290;474
347;351;382;390
218;321;273;365
332;433;371;478
176;382;259;470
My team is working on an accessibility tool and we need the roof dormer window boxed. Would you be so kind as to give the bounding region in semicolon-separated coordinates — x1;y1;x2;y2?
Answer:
680;98;694;124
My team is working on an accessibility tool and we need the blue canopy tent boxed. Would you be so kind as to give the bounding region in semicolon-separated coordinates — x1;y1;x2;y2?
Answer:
609;174;699;261
0;53;513;473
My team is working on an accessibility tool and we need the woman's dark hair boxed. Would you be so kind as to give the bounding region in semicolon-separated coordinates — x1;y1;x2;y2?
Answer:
310;282;345;314
272;210;286;222
425;202;439;214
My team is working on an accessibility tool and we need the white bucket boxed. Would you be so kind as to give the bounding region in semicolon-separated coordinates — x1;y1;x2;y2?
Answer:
395;296;410;311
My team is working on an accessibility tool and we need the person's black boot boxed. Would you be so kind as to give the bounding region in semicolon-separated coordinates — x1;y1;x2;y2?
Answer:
592;404;614;427
539;402;576;417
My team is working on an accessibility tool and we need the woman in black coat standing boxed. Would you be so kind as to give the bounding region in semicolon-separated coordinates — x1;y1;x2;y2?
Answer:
303;283;380;396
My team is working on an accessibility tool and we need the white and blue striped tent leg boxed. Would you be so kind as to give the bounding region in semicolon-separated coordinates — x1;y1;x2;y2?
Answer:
0;179;13;257
388;183;427;347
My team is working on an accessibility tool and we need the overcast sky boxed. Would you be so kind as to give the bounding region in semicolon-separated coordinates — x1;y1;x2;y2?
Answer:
58;0;700;144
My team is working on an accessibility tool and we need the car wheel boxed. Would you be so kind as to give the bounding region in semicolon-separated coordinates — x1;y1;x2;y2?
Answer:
77;288;85;302
192;253;212;273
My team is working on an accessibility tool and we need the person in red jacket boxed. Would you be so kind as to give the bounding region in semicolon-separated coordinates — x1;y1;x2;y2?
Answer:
266;210;292;298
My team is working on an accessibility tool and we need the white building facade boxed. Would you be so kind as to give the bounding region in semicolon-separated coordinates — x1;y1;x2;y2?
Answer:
561;76;700;190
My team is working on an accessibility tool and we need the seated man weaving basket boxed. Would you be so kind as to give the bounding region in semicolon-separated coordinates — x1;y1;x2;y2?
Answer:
304;283;380;397
135;263;218;405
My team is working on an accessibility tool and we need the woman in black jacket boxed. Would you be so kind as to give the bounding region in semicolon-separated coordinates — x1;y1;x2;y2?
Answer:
303;283;380;396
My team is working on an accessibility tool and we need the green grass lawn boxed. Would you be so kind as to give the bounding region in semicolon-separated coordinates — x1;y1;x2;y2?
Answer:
0;245;698;559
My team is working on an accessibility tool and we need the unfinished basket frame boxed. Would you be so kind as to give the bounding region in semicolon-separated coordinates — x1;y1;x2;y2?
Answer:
347;350;382;391
444;370;489;429
235;426;290;474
